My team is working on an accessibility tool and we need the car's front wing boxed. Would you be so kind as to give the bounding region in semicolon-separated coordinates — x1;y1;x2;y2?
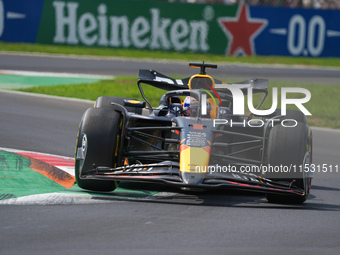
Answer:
79;161;306;198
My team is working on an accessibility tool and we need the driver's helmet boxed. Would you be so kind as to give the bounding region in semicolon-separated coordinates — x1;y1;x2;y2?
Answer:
182;96;199;116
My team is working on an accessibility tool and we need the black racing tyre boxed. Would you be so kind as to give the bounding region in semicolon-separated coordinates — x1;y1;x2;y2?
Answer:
271;109;307;123
75;107;121;192
264;123;312;204
95;96;142;114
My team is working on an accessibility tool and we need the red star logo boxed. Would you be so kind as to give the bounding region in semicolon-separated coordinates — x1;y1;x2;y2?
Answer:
218;5;267;56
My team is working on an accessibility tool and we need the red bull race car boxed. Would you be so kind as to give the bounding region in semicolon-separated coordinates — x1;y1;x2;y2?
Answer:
75;62;313;204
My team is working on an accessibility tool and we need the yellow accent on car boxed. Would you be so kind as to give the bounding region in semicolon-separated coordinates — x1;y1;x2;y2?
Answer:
180;145;211;173
115;135;120;157
128;100;142;104
188;74;215;90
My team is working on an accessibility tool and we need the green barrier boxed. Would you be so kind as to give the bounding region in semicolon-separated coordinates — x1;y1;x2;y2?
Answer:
38;0;236;55
4;0;340;57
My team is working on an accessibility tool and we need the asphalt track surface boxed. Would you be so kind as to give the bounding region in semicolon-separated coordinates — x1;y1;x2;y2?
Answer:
0;53;340;255
1;52;340;84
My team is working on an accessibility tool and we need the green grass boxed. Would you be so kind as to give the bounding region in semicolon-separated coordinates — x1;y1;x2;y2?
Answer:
17;76;165;107
2;42;340;68
17;76;340;129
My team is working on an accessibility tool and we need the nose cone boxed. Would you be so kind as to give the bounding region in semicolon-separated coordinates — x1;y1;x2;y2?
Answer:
180;144;211;185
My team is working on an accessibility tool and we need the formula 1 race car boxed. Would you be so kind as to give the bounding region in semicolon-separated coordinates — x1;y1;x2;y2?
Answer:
75;62;313;204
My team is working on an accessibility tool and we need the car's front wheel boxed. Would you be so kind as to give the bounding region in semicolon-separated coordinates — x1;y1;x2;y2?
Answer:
75;107;122;192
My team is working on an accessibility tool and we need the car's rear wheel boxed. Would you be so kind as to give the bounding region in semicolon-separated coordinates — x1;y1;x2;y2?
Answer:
75;107;121;192
264;123;312;204
270;109;307;123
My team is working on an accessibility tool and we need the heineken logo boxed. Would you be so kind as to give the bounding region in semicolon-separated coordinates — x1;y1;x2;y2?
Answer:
53;1;209;52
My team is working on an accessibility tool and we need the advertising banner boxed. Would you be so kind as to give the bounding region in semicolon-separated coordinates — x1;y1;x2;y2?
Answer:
1;0;340;57
0;0;44;43
250;6;340;57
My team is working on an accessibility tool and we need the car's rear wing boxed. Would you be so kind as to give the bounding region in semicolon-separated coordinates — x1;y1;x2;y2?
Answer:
215;78;269;95
138;68;269;111
139;69;268;93
138;69;190;91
